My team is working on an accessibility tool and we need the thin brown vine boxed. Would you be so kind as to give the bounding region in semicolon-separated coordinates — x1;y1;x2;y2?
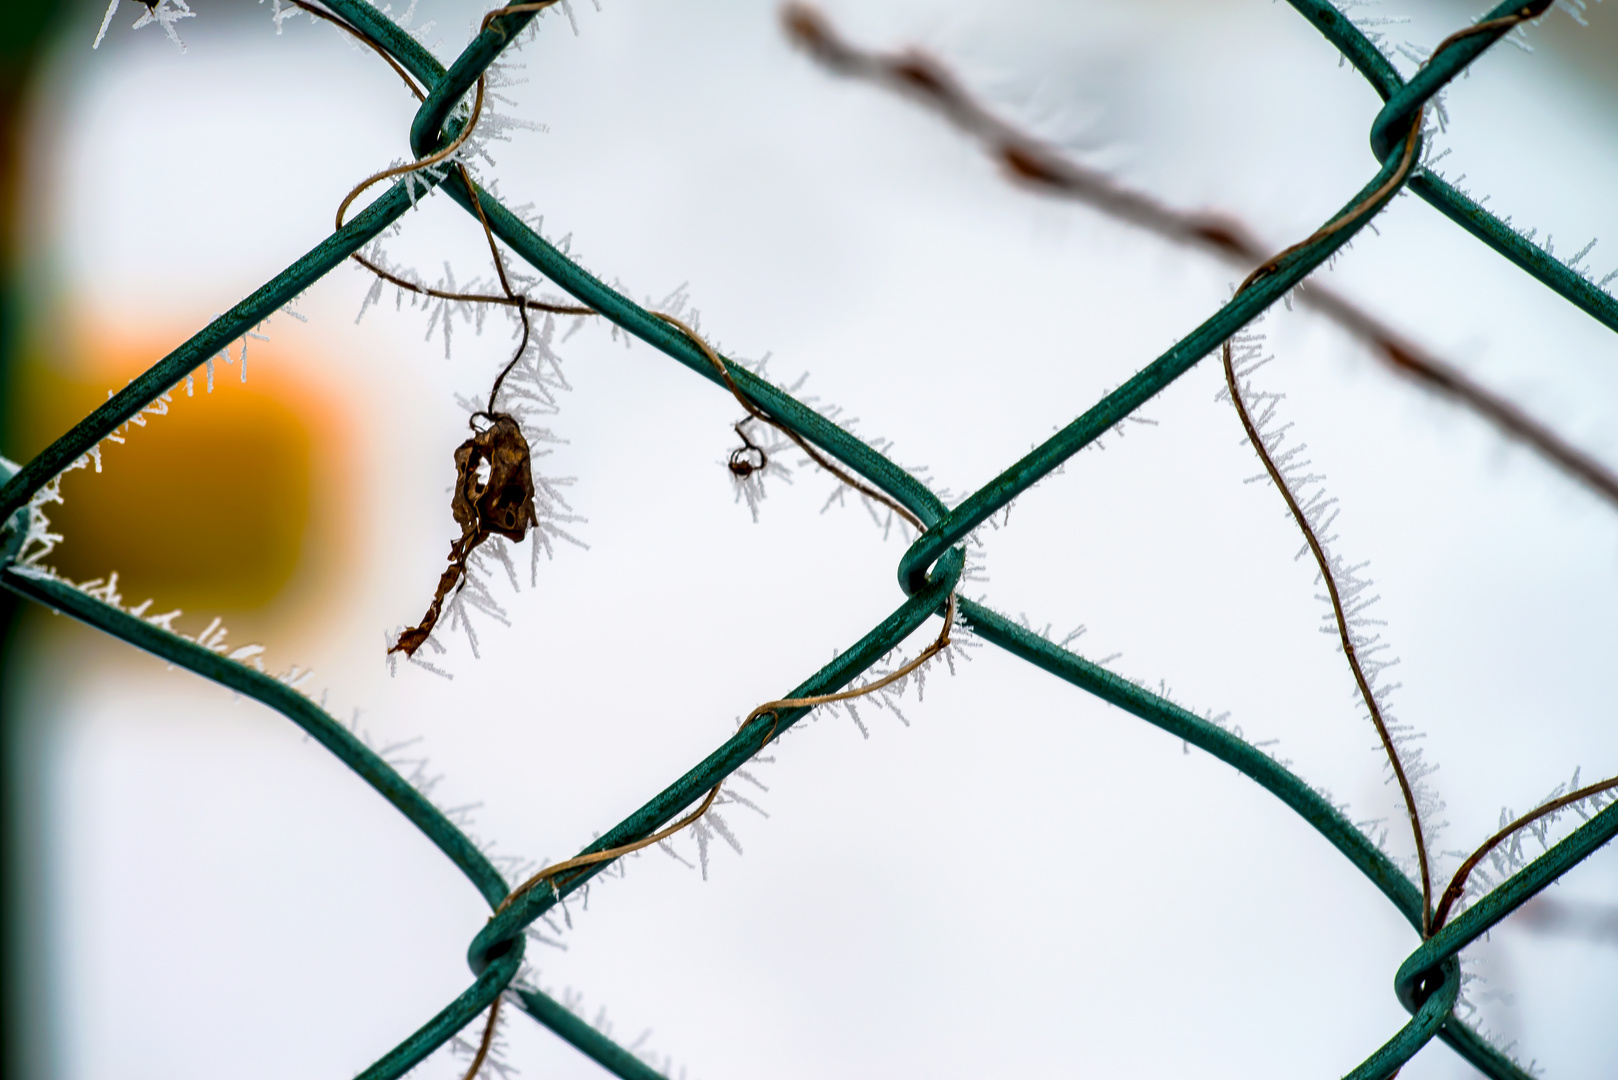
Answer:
1431;772;1618;933
1221;107;1439;932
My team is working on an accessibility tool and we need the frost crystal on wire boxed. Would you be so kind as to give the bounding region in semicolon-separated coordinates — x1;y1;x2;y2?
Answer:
94;0;195;52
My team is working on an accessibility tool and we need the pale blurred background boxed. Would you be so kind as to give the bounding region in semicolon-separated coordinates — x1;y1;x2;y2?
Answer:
1;2;1615;1078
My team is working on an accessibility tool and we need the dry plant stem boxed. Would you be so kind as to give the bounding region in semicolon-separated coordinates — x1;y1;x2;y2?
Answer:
1222;335;1436;935
494;592;957;917
650;311;926;532
782;4;1618;509
316;3;911;527
1430;773;1618;933
484;316;956;939
334;75;485;230
1215;8;1557;935
1224;336;1434;932
498;783;725;917
1240;112;1422;296
481;2;561;34
332;8;568;231
379;4;575;659
295;2;598;320
1222;112;1440;933
330;5;939;1050
352;252;596;318
457;161;533;417
384;169;546;657
746;591;957;744
458;993;502;1080
1435;13;1542;53
288;1;428;100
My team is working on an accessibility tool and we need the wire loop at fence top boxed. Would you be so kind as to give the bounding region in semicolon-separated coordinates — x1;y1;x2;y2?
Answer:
1;2;1614;1078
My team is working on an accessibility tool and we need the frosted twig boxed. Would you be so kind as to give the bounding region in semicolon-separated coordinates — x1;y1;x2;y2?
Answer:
1219;100;1440;929
1431;770;1618;932
1223;327;1440;931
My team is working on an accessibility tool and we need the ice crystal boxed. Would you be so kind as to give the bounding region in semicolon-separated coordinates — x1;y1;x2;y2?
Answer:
1336;2;1414;70
258;0;312;35
1553;0;1604;26
0;567;363;721
457;55;549;170
95;0;194;52
504;965;690;1080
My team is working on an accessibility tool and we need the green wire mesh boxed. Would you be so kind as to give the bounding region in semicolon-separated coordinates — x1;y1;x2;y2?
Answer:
3;3;1616;1078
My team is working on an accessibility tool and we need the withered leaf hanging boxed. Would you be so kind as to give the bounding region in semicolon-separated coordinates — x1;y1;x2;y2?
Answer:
391;414;538;657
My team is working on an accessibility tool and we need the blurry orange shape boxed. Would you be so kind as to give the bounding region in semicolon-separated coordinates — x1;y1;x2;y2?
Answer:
7;320;352;618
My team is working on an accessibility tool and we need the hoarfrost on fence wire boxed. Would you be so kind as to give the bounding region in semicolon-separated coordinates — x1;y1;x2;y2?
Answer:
11;2;1616;1080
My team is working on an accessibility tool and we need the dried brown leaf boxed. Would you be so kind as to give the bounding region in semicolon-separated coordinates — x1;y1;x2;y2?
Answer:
391;414;538;657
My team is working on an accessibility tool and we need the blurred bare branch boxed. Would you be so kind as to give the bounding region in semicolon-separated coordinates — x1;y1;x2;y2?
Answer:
1515;897;1618;944
783;3;1618;510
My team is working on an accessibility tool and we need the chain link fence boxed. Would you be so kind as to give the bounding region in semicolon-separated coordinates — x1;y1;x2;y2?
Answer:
2;2;1616;1078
